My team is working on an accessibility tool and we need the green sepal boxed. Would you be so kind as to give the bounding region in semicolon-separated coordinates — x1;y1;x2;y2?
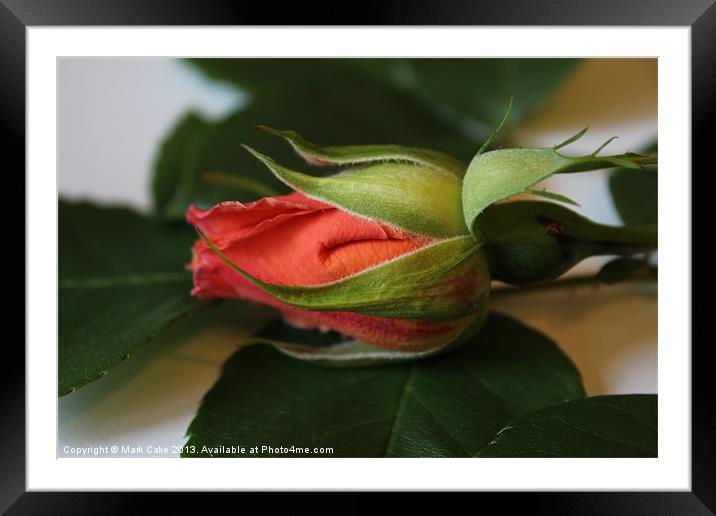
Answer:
199;232;490;320
242;306;489;367
252;125;466;177
463;147;657;234
553;126;589;151
526;188;580;207
243;145;468;238
244;338;442;366
477;201;657;286
475;96;513;157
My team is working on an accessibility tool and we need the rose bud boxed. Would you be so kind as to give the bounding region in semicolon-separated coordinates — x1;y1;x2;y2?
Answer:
186;128;491;357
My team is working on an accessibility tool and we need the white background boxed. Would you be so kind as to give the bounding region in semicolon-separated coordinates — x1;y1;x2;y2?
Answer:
28;27;689;490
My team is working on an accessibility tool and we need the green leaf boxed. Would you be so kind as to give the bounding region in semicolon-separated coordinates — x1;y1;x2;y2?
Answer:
597;257;657;285
183;313;585;457
59;201;210;396
188;58;580;144
152;112;214;219
477;201;658;285
462;147;657;234
153;63;477;220
475;395;657;457
243;145;467;238
398;59;582;140
200;233;489;321
187;58;397;101
609;143;658;225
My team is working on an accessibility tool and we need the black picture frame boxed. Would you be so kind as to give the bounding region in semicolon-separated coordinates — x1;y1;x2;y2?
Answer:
5;0;711;512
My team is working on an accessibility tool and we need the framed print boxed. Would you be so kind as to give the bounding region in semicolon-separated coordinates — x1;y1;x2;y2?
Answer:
5;0;712;511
